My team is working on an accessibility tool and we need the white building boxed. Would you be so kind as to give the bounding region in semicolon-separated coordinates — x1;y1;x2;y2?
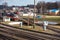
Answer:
3;16;10;22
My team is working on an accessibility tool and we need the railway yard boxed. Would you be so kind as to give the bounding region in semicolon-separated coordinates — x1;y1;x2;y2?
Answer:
0;21;60;40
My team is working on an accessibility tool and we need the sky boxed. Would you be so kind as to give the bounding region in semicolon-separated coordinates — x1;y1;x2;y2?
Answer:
0;0;60;6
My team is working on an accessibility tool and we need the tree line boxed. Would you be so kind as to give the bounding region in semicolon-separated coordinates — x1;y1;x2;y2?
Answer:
36;1;60;14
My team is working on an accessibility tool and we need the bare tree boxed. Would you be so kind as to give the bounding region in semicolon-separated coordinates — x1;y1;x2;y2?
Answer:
36;1;46;14
56;1;60;9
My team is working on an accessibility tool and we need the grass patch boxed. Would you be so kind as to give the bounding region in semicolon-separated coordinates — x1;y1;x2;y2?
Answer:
29;16;60;23
38;17;60;22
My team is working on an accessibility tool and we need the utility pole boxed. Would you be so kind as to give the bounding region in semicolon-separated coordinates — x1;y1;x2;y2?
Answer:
33;0;36;28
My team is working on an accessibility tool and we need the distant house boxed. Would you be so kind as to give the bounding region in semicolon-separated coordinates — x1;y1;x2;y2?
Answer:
24;7;29;10
49;9;60;15
0;5;12;10
3;16;11;22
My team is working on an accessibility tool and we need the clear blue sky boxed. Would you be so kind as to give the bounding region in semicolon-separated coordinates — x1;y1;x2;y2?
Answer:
0;0;60;6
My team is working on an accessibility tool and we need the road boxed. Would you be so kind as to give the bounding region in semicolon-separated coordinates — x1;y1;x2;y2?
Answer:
0;24;60;40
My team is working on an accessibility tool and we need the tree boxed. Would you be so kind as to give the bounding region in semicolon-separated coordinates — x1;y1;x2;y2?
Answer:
36;1;46;14
36;2;41;14
56;1;60;9
46;2;58;9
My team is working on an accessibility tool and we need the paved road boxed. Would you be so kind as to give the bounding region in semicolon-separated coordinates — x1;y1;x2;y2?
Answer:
0;24;60;40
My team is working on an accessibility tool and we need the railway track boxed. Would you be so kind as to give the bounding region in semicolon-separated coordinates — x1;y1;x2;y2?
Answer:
0;34;17;40
0;24;60;40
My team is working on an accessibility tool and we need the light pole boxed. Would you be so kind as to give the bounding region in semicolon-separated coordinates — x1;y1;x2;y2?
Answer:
33;0;36;28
